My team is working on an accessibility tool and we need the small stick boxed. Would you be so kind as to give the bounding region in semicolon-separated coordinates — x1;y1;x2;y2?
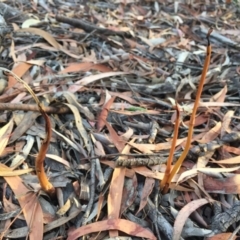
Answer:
56;15;128;37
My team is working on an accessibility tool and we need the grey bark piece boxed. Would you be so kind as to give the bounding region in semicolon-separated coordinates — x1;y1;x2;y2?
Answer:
124;212;150;228
0;3;27;23
4;226;29;238
145;198;173;240
0;208;21;220
136;184;172;239
211;201;240;234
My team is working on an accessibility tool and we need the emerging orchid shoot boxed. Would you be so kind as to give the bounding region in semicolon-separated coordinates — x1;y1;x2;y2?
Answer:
161;28;213;194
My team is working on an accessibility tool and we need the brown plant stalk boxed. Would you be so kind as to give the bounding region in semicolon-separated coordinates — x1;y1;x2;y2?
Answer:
160;103;180;191
35;105;55;197
161;29;213;193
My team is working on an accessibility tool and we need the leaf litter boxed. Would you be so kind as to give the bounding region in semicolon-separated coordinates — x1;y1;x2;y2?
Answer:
0;0;240;239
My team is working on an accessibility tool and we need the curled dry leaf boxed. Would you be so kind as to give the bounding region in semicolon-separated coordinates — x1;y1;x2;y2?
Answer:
212;155;240;164
8;62;32;88
120;174;138;215
0;166;33;176
15;27;60;50
108;167;126;218
199;102;240;107
111;109;160;115
134;166;179;182
60;62;112;73
203;174;240;194
60;91;95;120
3;164;44;240
46;154;70;168
184;114;208;127
222;145;240;155
198;122;221;144
97;97;116;132
52;128;81;153
108;141;132;237
210;85;227;103
68;72;129;92
93;89;139;105
221;110;234;138
64;103;91;153
57;199;71;216
137;177;155;214
44;210;81;233
0;118;13;156
129;138;187;152
105;121;125;152
173;198;213;240
177;166;240;184
22;18;41;28
67;219;156;240
9;112;39;144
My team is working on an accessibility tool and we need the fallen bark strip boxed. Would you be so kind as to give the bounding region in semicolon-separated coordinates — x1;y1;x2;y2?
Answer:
56;15;130;37
0;103;70;114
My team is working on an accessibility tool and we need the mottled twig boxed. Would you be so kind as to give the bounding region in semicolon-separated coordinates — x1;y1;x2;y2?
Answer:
211;201;240;234
0;103;70;114
116;156;168;167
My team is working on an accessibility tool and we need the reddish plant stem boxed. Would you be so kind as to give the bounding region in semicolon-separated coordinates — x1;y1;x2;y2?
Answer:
162;29;213;193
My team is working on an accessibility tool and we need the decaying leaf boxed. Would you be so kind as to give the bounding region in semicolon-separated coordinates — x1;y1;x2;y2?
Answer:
137;177;154;214
57;199;71;216
8;62;32;88
9;112;39;143
203;174;240;194
0;118;14;155
3;164;44;240
97;97;116;132
15;27;60;50
64;103;91;153
67;219;156;240
173;198;213;240
60;62;112;73
68;72;129;92
0;165;33;176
